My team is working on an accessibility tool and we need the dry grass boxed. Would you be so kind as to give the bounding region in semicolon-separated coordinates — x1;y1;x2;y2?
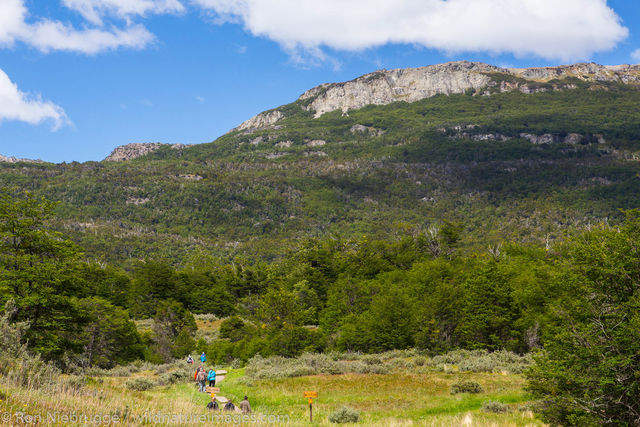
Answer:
0;352;544;426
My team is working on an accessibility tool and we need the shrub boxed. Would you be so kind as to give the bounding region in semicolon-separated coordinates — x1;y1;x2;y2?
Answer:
245;353;346;379
361;355;383;366
482;401;510;413
350;361;386;374
62;375;88;392
125;377;155;391
328;407;360;423
110;365;134;377
428;350;532;374
158;370;189;385
450;380;483;394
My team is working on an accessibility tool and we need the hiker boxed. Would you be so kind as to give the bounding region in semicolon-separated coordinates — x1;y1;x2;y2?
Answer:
207;368;216;387
186;354;193;364
207;395;219;410
197;367;207;392
239;396;251;414
200;352;206;363
223;400;235;412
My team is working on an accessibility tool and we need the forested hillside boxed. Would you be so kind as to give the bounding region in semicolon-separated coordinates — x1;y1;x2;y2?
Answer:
2;69;640;264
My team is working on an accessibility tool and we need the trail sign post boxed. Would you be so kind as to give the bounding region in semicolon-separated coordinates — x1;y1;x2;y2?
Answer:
206;387;220;393
303;392;318;422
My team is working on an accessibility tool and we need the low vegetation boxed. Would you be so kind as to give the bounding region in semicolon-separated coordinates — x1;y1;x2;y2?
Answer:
328;407;360;423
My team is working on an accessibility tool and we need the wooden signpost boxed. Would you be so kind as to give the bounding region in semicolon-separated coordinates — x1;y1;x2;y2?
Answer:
206;386;220;394
303;392;318;422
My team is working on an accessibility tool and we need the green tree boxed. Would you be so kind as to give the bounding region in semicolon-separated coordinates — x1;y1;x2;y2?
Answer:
129;259;179;318
526;213;640;425
76;297;143;368
456;259;522;351
0;191;84;360
152;300;197;362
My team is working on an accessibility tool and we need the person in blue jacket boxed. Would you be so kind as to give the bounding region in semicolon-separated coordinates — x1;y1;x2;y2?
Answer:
208;369;216;387
200;352;206;363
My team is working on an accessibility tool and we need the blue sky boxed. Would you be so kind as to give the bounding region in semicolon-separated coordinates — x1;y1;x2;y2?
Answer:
0;0;638;163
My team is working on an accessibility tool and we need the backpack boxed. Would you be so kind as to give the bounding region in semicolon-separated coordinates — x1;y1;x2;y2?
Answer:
208;370;216;381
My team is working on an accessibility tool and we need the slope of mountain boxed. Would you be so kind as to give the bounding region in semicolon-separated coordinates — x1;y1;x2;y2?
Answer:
236;61;640;130
3;61;640;263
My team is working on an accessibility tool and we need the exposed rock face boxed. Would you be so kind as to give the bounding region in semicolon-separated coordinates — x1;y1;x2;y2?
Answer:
442;125;599;145
306;139;326;147
104;143;190;162
234;110;284;133
233;61;640;132
350;124;385;137
301;62;501;117
509;63;640;84
0;154;42;163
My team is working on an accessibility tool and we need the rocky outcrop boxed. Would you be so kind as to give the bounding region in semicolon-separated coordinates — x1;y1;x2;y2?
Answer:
301;62;502;117
104;143;190;162
232;61;640;132
350;124;385;137
234;110;284;133
441;125;601;145
509;63;640;84
0;154;42;163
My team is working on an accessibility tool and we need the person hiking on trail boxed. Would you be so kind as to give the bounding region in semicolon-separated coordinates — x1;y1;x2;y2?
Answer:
223;400;235;412
200;352;206;363
197;368;207;392
207;369;216;387
194;366;200;381
207;395;219;410
239;396;251;414
186;354;193;364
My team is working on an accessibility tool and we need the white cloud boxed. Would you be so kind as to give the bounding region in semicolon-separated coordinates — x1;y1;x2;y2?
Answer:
194;0;628;62
62;0;184;25
0;68;69;130
0;0;156;54
632;49;640;63
25;22;154;54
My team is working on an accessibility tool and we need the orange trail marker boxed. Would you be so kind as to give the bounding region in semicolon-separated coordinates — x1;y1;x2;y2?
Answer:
303;392;317;422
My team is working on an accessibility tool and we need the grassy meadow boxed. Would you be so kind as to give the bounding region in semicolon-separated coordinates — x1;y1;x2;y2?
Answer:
0;367;542;426
1;317;543;426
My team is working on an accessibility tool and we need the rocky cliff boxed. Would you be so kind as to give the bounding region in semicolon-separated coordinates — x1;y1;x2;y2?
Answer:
104;142;190;162
0;154;42;163
235;61;640;131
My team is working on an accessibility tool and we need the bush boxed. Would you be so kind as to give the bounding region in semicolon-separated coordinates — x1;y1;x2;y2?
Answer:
429;350;532;374
450;380;483;394
125;377;156;391
158;370;189;385
62;375;88;392
482;401;510;413
245;353;346;379
350;361;387;374
328;407;360;423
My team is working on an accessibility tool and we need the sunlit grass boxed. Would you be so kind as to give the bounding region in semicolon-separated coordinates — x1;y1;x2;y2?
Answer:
1;366;545;426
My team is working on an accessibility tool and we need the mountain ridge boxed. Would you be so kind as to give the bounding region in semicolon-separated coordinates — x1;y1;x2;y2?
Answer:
235;61;640;133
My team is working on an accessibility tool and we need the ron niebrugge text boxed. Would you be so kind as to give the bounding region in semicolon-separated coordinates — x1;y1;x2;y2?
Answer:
2;410;290;425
